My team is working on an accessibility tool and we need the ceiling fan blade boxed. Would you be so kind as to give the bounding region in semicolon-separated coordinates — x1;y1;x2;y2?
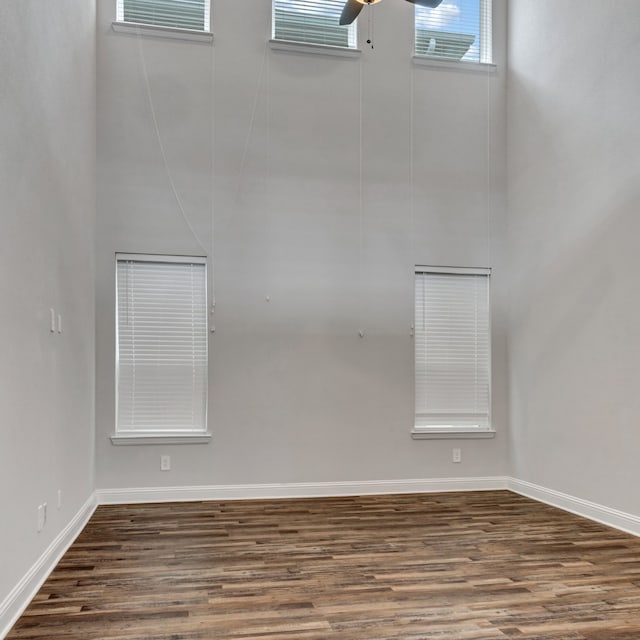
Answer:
339;0;364;25
406;0;444;7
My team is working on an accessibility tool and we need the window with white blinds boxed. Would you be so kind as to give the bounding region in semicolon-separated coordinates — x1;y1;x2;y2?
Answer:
415;0;492;63
414;267;491;433
272;0;357;49
116;255;208;437
117;0;210;32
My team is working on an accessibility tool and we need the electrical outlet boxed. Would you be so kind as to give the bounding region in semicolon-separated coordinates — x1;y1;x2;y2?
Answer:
160;455;171;471
452;448;462;463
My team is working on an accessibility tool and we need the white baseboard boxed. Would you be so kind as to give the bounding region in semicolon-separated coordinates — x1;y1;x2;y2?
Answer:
508;478;640;537
96;476;509;504
0;493;97;640
102;477;640;538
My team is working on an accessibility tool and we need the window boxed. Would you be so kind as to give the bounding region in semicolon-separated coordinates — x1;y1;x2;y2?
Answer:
114;255;209;443
272;0;357;49
415;0;492;64
116;0;210;32
414;266;491;437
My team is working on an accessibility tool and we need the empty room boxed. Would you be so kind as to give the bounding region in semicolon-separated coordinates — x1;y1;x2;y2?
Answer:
2;0;640;638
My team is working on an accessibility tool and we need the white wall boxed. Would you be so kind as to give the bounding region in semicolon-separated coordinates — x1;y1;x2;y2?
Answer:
0;0;96;617
507;1;640;513
95;0;508;489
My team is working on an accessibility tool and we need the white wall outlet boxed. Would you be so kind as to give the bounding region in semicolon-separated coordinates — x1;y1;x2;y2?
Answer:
57;489;62;510
452;448;462;463
160;455;171;471
49;308;56;333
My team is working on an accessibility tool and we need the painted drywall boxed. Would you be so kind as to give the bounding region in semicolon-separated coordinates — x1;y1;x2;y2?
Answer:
0;0;96;618
95;0;509;489
507;1;640;514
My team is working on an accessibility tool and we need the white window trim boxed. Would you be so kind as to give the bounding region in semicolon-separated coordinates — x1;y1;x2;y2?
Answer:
412;56;496;73
414;0;492;66
417;265;490;276
112;21;213;42
411;428;495;440
111;433;212;446
112;253;211;446
269;38;361;58
412;265;494;440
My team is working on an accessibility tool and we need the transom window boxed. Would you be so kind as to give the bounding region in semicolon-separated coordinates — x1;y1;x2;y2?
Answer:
116;0;211;32
272;0;357;49
415;0;492;64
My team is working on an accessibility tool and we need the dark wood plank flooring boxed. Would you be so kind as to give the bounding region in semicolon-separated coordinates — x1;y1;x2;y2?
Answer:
8;491;640;639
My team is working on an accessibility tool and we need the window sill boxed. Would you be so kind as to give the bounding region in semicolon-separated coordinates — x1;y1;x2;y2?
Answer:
269;39;360;58
411;429;496;440
111;432;212;446
112;21;213;43
412;56;497;73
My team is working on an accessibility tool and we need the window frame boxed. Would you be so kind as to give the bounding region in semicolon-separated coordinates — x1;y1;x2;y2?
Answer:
111;253;211;446
413;0;493;67
112;0;213;43
270;0;359;56
412;265;494;440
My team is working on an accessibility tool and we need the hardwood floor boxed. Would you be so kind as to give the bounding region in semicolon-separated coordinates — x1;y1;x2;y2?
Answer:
7;491;640;639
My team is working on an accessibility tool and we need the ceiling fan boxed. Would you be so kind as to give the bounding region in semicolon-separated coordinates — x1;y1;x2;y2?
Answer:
339;0;443;25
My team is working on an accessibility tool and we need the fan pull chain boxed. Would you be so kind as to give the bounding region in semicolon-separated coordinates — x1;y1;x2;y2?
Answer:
366;5;375;49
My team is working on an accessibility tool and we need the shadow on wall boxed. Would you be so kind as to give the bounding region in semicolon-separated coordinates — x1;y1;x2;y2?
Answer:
508;180;640;486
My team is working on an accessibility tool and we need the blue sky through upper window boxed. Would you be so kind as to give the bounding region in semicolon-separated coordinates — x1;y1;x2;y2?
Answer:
415;0;481;62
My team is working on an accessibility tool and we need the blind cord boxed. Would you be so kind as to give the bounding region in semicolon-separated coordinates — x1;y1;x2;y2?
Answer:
485;55;491;271
358;55;365;339
136;28;207;256
265;35;271;303
235;40;269;206
409;62;415;338
210;30;216;317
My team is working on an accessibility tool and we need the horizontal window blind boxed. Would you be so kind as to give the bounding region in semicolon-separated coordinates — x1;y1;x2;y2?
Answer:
415;0;492;63
116;256;208;434
118;0;209;31
415;268;490;431
273;0;356;48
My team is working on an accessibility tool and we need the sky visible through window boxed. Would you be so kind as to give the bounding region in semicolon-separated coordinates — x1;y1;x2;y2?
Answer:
416;0;481;62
